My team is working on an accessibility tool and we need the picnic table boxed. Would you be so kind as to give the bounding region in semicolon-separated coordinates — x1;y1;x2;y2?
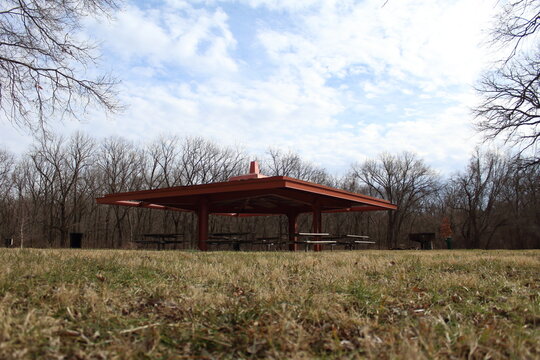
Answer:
250;236;283;251
132;233;185;250
291;232;335;251
332;234;375;250
208;232;252;251
290;233;375;251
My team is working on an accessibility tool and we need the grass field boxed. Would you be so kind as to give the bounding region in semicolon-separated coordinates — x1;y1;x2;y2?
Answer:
0;249;538;359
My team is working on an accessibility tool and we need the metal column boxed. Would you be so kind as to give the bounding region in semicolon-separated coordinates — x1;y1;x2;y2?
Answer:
312;199;322;252
197;198;209;251
287;213;299;251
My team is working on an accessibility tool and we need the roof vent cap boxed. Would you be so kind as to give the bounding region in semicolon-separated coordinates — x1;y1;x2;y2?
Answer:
228;161;268;181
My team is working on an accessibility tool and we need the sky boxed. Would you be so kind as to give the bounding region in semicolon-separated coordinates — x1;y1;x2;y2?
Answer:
0;0;503;175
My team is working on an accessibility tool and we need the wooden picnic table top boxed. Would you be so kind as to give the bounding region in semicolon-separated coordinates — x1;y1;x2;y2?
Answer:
207;238;254;243
210;232;251;237
295;233;369;238
334;240;375;244
132;239;186;244
296;232;331;236
303;240;337;244
290;240;336;244
142;233;184;238
255;236;281;240
324;234;369;239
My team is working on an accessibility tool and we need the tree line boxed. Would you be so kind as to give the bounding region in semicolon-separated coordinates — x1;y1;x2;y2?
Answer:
0;133;538;250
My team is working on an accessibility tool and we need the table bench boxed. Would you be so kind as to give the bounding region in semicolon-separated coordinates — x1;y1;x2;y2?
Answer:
132;233;185;250
333;235;375;249
208;232;252;251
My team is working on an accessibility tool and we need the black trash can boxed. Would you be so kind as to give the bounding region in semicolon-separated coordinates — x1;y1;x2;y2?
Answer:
69;233;83;248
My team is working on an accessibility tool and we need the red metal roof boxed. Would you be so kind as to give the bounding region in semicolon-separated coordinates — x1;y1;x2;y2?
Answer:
96;175;397;215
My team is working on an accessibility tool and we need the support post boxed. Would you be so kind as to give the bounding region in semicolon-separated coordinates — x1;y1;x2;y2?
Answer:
197;197;209;251
287;213;299;251
312;199;322;252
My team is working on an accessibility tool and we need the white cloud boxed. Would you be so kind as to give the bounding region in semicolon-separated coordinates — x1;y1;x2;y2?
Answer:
255;0;497;91
235;0;324;12
89;3;238;75
0;0;508;177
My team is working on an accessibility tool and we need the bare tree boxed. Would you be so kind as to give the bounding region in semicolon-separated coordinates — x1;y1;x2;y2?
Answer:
475;0;540;166
0;0;121;129
147;136;181;188
96;136;142;247
0;148;13;195
449;150;511;249
490;0;540;60
30;132;94;246
0;149;15;241
352;152;439;249
475;54;540;165
179;137;245;185
496;155;540;248
264;148;332;185
97;137;142;193
12;159;33;247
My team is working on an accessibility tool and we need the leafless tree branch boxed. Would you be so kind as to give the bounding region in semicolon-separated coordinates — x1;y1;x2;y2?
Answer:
0;0;122;130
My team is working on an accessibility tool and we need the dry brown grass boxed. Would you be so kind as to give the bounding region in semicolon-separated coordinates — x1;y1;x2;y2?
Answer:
0;249;538;359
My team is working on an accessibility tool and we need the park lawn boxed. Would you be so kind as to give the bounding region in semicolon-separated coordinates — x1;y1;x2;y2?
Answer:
0;249;538;359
